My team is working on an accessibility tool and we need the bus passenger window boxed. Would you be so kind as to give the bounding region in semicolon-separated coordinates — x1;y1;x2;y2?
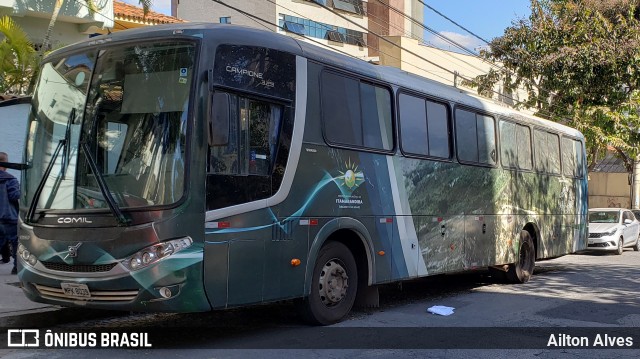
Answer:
535;130;560;174
399;94;429;156
548;133;561;174
562;137;583;177
361;83;393;151
500;121;517;168
455;109;478;162
516;124;533;170
426;101;449;158
321;71;393;151
455;109;495;165
399;94;450;159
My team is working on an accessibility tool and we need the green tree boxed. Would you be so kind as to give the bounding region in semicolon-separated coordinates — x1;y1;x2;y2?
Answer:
466;0;640;171
0;15;37;95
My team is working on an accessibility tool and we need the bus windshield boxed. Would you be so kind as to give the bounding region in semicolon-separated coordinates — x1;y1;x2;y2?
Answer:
23;41;196;213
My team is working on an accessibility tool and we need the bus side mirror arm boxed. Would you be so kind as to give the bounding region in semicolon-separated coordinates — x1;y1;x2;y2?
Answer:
0;162;30;170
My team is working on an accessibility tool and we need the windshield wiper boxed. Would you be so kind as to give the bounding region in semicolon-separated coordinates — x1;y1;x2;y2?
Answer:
26;109;76;223
26;138;65;224
80;142;130;226
61;107;75;179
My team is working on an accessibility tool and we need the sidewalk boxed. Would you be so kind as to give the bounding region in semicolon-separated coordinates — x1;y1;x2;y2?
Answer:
0;264;58;320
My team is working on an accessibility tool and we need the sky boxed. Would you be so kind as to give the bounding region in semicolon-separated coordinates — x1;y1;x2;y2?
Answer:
121;0;172;16
423;0;532;52
121;0;531;53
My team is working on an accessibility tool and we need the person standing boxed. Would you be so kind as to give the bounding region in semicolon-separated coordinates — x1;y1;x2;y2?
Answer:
0;152;20;274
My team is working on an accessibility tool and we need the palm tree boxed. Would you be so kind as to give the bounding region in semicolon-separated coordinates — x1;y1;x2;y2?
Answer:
0;16;37;95
42;0;154;54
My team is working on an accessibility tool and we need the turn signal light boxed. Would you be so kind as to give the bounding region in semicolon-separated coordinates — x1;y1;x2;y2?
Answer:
291;258;301;267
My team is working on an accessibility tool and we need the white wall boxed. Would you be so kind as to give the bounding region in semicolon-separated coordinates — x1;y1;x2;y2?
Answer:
0;103;30;180
1;0;114;48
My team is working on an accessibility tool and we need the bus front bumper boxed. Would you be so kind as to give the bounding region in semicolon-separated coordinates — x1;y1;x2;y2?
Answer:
17;247;211;313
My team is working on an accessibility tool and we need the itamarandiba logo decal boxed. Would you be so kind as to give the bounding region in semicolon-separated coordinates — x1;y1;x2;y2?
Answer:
335;158;365;195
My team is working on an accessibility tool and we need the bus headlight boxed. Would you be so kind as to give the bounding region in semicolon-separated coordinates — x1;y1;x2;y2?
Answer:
122;237;193;271
18;244;38;267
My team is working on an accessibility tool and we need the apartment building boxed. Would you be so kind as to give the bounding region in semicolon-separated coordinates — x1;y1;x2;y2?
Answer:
173;0;422;61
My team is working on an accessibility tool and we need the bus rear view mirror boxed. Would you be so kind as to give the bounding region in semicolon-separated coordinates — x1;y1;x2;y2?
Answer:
209;92;230;146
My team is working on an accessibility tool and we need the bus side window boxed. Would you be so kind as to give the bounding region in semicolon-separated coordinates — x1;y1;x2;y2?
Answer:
321;70;393;152
209;93;282;176
209;93;239;174
399;94;450;159
562;137;584;178
500;120;517;168
535;130;561;175
516;124;533;170
455;109;496;165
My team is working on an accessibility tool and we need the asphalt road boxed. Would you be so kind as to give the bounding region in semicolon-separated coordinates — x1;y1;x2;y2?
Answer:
1;249;639;358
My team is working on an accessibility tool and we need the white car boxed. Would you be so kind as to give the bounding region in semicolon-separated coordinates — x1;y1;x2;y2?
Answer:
588;208;640;254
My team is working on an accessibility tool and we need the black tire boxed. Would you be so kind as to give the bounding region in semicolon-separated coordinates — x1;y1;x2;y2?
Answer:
488;266;507;282
300;241;358;325
507;231;535;283
633;238;640;252
616;237;624;255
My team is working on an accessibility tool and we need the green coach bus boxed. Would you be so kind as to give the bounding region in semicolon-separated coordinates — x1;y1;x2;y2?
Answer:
8;23;587;325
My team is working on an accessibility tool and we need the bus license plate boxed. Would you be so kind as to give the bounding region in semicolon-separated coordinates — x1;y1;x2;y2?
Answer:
61;283;91;298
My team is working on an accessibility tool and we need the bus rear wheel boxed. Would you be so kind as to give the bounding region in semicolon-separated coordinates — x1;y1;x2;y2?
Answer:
507;231;535;283
301;241;358;325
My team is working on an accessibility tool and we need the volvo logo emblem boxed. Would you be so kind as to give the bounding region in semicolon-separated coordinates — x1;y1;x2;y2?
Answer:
64;243;82;259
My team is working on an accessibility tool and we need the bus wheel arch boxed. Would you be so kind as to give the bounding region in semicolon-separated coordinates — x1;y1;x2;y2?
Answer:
302;219;375;324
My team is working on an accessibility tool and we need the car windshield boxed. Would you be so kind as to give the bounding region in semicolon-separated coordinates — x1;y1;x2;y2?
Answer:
22;41;195;212
589;211;620;223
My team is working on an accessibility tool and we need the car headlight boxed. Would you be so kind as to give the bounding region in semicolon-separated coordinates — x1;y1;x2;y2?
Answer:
122;237;192;271
603;228;618;236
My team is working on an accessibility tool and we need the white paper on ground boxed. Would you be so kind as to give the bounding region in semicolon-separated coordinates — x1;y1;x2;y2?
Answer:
427;305;455;316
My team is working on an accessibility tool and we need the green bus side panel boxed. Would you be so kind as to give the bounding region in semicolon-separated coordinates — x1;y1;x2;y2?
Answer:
227;239;265;306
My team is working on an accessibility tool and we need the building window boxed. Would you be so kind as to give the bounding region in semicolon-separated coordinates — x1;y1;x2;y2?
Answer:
283;21;305;35
326;30;345;43
278;14;366;47
333;0;365;15
219;17;231;24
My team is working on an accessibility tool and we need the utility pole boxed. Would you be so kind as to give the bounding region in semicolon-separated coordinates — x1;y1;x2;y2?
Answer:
632;156;640;209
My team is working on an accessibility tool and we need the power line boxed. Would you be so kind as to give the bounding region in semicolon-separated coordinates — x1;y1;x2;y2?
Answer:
267;0;535;109
421;1;561;103
421;0;490;45
372;0;567;120
78;0;562;123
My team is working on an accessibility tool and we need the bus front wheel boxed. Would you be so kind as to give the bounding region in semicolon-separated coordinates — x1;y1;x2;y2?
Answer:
507;231;535;283
301;241;358;325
